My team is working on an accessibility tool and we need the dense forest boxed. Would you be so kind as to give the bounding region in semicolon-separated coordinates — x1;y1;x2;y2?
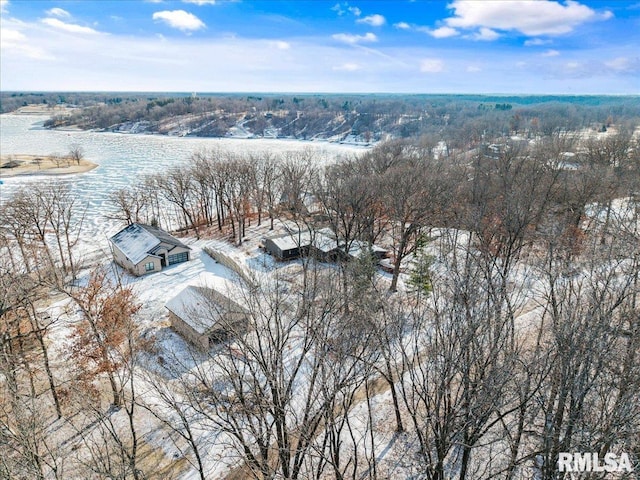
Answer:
3;92;639;143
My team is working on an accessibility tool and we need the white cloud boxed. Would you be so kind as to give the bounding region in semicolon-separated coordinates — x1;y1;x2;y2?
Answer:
41;18;100;35
152;10;205;31
605;57;628;70
332;32;377;44
270;40;290;50
426;26;459;38
331;3;345;15
524;38;551;46
46;7;71;18
469;27;500;41
357;14;386;27
420;58;444;73
183;0;216;4
1;26;53;60
1;0;9;14
1;28;25;43
331;3;360;17
333;63;360;71
542;49;560;57
1;8;636;94
445;0;612;36
398;23;460;38
605;57;640;73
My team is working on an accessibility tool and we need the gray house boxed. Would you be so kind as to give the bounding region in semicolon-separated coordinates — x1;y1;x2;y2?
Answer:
109;223;191;276
264;228;386;262
166;285;249;350
263;231;312;260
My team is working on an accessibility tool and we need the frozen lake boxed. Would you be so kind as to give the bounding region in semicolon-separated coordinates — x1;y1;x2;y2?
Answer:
0;114;365;250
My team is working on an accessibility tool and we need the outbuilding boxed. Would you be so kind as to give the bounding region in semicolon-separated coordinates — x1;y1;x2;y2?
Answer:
263;231;312;260
166;285;249;350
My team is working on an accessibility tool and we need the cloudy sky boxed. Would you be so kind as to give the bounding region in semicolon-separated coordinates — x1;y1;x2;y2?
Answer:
1;0;638;93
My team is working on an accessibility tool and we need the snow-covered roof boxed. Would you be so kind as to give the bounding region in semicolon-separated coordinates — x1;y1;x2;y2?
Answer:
268;231;312;252
348;240;387;259
265;227;388;258
165;285;245;335
109;223;189;265
313;232;340;253
139;224;189;250
265;228;341;254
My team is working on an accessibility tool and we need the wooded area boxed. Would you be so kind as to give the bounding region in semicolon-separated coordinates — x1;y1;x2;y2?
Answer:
4;92;639;142
1;101;639;478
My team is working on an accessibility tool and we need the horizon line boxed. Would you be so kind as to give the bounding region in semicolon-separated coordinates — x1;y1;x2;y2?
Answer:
3;91;639;97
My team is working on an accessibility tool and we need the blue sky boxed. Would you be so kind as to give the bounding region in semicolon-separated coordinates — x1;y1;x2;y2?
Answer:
1;0;638;93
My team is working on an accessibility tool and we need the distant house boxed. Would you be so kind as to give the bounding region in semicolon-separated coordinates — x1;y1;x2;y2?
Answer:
166;285;249;350
109;223;191;276
263;228;338;261
263;227;387;263
263;231;312;260
346;240;388;262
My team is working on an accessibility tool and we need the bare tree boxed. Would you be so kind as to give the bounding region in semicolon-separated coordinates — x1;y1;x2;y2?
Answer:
280;150;319;217
190;150;219;229
154;167;200;237
376;147;442;293
397;228;531;480
317;160;380;255
68;144;85;165
249;152;279;228
43;183;85;281
179;264;380;479
107;186;152;226
140;371;208;480
50;153;64;168
219;155;254;245
0;259;65;478
530;199;640;480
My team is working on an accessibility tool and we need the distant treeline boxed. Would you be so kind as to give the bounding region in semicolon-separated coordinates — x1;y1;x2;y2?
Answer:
2;92;639;143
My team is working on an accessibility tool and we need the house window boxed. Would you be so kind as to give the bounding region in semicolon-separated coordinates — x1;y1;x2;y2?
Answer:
168;252;189;265
144;262;155;272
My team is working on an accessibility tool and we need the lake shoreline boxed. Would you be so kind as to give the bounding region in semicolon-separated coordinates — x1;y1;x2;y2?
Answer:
1;111;374;148
0;154;98;178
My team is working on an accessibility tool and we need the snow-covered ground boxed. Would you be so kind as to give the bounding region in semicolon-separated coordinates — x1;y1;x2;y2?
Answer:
6;115;638;478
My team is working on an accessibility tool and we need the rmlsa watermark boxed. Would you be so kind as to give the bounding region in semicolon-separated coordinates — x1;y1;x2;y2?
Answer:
558;452;634;473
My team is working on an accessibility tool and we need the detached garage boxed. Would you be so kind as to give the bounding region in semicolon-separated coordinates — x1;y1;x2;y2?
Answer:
166;285;249;350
